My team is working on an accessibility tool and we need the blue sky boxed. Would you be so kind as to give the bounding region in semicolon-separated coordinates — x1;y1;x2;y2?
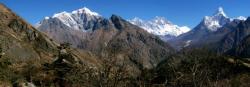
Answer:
1;0;250;28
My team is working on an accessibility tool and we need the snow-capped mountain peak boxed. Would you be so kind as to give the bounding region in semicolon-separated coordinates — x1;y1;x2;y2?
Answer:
51;11;77;27
44;16;50;20
213;7;228;18
236;16;247;21
202;7;247;31
202;7;230;31
71;7;100;16
129;16;191;37
37;7;101;31
130;17;144;25
52;11;70;18
152;16;171;24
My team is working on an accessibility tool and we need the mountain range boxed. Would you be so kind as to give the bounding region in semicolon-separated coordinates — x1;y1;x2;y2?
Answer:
36;7;174;70
36;6;250;65
1;3;250;86
36;7;191;42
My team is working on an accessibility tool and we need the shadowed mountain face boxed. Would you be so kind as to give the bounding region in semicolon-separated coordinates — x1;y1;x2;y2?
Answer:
102;15;174;69
38;12;174;69
219;17;250;57
236;35;250;57
0;4;58;61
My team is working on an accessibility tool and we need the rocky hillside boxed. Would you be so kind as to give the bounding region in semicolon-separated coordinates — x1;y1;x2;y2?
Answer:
0;4;97;63
0;4;104;86
0;4;59;61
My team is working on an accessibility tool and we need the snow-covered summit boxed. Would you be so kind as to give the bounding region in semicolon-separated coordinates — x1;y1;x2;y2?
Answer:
235;16;247;21
202;7;230;31
129;17;191;37
37;7;101;31
71;7;100;16
44;16;50;20
213;7;228;18
152;16;172;25
202;7;247;31
51;7;100;18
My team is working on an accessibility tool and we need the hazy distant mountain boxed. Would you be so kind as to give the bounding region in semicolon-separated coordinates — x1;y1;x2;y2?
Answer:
129;17;190;41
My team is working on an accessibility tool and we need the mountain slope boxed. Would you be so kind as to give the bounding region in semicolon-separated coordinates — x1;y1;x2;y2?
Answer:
236;35;250;57
0;4;97;63
0;4;106;86
102;15;174;69
219;17;250;57
0;4;59;60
